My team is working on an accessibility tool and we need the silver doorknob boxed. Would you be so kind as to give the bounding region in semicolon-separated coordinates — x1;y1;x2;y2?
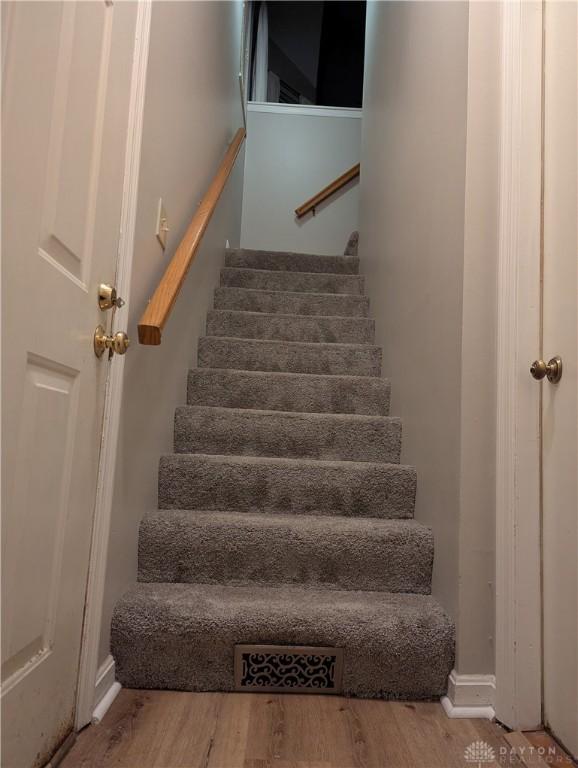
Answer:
94;325;130;358
530;356;562;383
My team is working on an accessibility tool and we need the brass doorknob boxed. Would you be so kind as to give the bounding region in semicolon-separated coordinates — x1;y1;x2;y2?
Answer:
530;356;562;383
94;325;130;358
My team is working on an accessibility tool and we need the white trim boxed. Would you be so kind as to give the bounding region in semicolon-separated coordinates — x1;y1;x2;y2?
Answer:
248;101;362;119
92;655;117;719
74;0;151;730
494;0;543;731
441;670;496;720
91;656;121;725
441;697;495;721
92;682;121;726
92;658;121;725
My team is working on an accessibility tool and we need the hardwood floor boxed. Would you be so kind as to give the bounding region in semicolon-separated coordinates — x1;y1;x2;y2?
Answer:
58;689;561;768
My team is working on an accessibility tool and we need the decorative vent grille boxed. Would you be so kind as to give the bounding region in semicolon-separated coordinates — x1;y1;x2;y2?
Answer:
234;644;344;694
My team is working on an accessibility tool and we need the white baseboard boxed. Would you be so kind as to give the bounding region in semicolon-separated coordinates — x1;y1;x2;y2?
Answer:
91;655;121;725
441;670;496;720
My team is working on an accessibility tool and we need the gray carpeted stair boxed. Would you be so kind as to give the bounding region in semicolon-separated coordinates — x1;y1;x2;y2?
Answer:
214;287;370;316
139;510;433;593
174;406;402;462
225;248;360;274
220;267;364;294
112;583;454;699
158;453;416;518
198;336;382;376
111;245;454;700
187;368;392;415
206;309;375;343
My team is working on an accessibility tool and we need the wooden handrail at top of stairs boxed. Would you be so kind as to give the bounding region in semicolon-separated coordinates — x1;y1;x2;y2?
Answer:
294;163;360;219
138;127;246;345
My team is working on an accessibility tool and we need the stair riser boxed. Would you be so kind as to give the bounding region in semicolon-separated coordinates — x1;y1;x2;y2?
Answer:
112;585;455;699
221;268;364;295
198;338;382;377
139;512;433;593
206;311;375;344
158;455;416;519
174;407;402;463
187;369;391;416
225;249;360;275
214;288;370;317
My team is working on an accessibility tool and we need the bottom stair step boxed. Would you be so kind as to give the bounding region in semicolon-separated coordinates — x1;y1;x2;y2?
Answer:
111;583;454;699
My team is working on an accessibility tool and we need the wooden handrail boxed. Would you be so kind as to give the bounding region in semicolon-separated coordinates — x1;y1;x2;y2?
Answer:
294;163;360;219
138;127;246;345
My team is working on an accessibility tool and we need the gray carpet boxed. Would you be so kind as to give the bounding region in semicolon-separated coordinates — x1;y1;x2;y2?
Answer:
112;245;455;699
198;337;382;376
174;406;402;462
158;454;416;518
112;583;453;699
220;266;364;295
138;511;433;593
214;286;370;316
206;309;375;343
187;368;392;415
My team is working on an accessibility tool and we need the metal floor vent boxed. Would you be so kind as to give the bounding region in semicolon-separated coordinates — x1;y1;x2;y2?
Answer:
234;645;344;694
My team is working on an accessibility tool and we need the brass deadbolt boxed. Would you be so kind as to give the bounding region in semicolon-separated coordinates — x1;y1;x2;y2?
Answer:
94;325;130;358
98;283;125;311
530;356;562;383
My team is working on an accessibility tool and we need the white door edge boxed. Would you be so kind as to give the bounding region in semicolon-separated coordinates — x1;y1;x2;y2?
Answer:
74;0;152;730
494;0;543;730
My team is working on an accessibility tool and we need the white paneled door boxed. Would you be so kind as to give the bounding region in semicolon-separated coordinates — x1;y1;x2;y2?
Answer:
1;3;137;767
541;0;578;759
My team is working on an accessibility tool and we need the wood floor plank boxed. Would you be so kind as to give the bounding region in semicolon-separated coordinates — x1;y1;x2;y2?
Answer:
524;731;576;766
243;694;353;765
277;695;355;766
61;690;514;768
391;701;465;768
503;731;578;768
445;713;510;768
206;692;251;767
342;700;412;768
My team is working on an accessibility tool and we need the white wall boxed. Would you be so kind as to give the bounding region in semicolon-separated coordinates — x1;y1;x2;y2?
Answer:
360;0;500;675
456;1;500;675
98;0;244;667
240;103;361;255
360;0;469;626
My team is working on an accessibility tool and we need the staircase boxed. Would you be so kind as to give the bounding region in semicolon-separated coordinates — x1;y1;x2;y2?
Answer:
112;247;454;699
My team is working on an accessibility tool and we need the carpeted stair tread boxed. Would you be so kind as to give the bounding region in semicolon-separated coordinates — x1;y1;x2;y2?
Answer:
138;510;433;593
198;336;382;377
174;406;401;463
220;267;364;295
187;368;391;416
214;287;370;317
206;309;375;344
111;582;454;698
225;248;360;274
158;453;416;519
